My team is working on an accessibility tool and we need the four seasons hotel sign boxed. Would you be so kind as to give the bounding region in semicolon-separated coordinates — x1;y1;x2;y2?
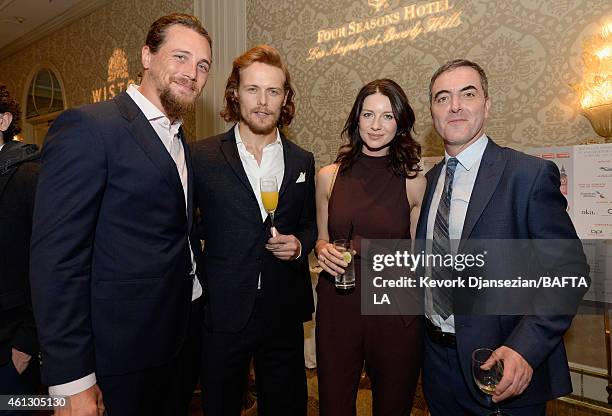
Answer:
307;0;462;60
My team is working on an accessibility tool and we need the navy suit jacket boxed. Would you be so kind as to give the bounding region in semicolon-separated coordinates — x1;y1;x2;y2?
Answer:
416;138;589;407
30;92;196;386
191;128;316;333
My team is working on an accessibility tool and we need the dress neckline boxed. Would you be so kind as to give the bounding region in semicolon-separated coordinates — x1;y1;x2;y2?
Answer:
357;152;390;170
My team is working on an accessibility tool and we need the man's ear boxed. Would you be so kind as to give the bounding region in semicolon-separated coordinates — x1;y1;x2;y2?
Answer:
484;96;491;119
0;112;13;133
141;45;152;70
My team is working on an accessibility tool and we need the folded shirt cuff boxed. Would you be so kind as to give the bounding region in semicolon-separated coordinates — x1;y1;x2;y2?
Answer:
48;373;97;396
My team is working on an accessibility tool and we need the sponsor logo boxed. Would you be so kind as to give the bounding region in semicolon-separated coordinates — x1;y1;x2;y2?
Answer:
91;48;136;103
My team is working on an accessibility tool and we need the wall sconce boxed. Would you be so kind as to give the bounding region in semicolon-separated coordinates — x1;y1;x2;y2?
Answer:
575;22;612;141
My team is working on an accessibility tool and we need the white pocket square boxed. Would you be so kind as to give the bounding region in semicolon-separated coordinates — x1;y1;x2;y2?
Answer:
296;172;306;183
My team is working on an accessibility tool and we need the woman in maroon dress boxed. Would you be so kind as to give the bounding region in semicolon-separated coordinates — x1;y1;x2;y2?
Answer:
315;79;426;416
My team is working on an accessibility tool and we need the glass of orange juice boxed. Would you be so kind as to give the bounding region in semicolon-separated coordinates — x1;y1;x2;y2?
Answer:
260;176;279;235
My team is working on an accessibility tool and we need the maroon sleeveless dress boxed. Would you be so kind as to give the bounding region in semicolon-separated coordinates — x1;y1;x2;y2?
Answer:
315;153;423;416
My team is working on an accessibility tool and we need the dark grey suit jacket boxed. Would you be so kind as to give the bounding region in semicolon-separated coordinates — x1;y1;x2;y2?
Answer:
191;127;316;333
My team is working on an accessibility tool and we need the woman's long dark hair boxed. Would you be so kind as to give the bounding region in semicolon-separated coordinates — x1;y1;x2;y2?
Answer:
335;79;421;178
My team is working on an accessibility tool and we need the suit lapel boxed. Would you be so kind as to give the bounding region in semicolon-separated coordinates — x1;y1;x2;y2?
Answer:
115;93;184;204
180;128;194;229
279;134;297;199
416;159;444;239
219;128;257;199
460;139;506;241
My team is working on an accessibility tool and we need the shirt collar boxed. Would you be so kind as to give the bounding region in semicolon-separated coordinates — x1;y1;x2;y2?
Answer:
126;84;182;133
445;134;488;171
234;123;282;147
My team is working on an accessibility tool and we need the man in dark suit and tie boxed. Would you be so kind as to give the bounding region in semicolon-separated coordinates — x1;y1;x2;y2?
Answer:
29;13;211;416
416;59;589;415
191;44;316;416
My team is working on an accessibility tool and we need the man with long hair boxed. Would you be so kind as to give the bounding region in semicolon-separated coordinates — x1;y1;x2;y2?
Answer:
191;44;316;415
30;14;211;415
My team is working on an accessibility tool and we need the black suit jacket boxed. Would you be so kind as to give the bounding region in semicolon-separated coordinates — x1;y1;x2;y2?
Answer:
30;92;197;386
416;139;589;407
191;127;316;333
0;141;40;365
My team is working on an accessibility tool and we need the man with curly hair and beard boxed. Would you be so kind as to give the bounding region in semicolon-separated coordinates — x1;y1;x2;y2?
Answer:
191;45;316;416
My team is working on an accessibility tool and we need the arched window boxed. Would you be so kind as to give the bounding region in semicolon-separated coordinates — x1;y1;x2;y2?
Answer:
26;68;64;118
22;66;66;146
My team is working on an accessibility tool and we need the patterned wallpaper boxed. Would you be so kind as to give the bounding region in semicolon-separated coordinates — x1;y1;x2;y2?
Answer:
247;0;612;165
0;0;196;140
247;0;611;370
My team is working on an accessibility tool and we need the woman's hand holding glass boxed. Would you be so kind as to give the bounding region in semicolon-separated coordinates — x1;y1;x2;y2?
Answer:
316;240;348;277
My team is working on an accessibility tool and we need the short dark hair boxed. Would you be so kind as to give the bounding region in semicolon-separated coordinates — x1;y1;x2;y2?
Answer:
221;44;295;127
0;85;21;140
429;59;489;103
146;13;212;54
336;79;421;178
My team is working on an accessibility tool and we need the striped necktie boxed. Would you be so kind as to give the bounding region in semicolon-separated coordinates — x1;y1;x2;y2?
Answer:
432;157;458;319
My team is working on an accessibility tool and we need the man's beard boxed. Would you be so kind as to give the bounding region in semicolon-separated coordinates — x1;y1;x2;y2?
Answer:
160;78;200;121
241;107;280;135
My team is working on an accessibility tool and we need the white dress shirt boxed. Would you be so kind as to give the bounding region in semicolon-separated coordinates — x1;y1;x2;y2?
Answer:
234;123;284;222
126;85;200;298
234;123;284;289
425;134;488;333
49;85;201;396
